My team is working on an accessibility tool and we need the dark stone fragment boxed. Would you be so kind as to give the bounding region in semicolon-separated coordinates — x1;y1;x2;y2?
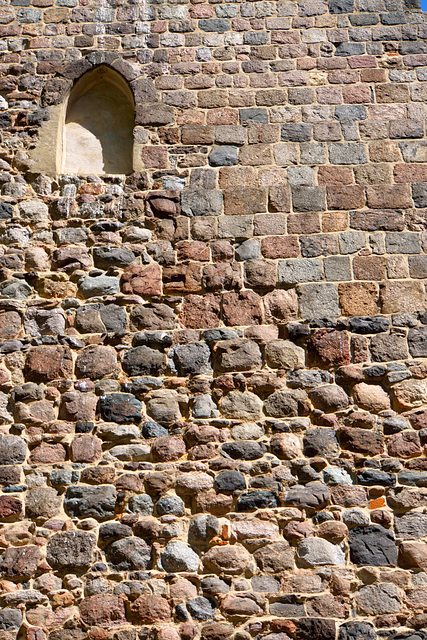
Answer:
47;531;96;569
93;247;136;269
0;436;26;465
0;608;23;635
357;469;396;487
133;332;173;348
0;203;13;219
100;304;127;333
349;316;390;334
27;108;50;125
221;441;266;460
141;421;168;438
0;466;21;485
383;417;408;435
239;108;268;124
329;0;354;11
105;537;151;571
214;470;246;493
186;597;215;621
303;428;339;458
349;525;397;566
122;346;167;377
298;618;336;640
284;481;329;512
99;523;133;540
64;485;117;521
387;634;427;640
173;342;212;376
408;327;427;357
100;393;142;424
0;545;40;577
364;365;387;378
338;621;377;640
76;420;94;433
123;377;163;395
237;490;278;511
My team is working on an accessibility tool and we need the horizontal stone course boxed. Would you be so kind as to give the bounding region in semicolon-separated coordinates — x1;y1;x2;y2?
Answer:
0;0;427;638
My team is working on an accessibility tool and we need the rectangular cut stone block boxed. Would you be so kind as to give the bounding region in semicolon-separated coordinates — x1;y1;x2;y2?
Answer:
350;210;404;231
278;258;323;284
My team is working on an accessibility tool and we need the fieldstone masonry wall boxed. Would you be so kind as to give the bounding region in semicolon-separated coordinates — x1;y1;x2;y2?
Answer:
0;0;427;639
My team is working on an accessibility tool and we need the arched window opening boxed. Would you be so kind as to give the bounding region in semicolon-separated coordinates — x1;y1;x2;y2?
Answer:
62;65;134;176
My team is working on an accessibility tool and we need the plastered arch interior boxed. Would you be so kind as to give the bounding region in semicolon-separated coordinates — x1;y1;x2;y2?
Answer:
30;65;135;176
62;66;134;176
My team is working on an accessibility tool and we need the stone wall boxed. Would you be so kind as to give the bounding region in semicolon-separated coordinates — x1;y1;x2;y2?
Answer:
0;0;427;639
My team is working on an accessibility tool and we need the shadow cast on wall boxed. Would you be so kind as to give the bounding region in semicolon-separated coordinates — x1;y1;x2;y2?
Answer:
62;65;134;175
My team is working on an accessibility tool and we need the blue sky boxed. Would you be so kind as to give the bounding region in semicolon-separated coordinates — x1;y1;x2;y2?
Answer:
422;0;427;10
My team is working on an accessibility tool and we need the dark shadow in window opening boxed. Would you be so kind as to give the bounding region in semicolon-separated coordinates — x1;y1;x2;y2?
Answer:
63;65;134;175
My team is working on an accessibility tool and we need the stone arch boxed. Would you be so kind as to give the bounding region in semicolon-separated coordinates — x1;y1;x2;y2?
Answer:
62;65;134;175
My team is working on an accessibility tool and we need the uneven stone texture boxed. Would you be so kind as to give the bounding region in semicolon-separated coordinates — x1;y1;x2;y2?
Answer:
0;2;426;638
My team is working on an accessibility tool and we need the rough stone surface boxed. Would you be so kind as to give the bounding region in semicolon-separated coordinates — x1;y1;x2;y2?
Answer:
0;4;425;638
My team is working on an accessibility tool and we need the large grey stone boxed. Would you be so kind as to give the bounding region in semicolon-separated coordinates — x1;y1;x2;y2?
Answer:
298;538;345;567
64;486;117;521
79;275;119;298
47;531;96;569
106;537;151;571
160;541;199;572
297;283;340;320
0;436;26;465
181;190;223;216
349;525;397;566
355;583;401;615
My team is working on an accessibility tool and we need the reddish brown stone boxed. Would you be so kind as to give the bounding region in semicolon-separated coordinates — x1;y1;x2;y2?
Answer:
0;495;22;518
180;294;221;329
59;392;98;422
331;485;368;507
177;241;210;262
15;400;56;425
202;262;242;292
129;596;171;624
318;166;353;185
353;256;386;281
196;490;234;516
79;594;126;628
25;345;73;382
337;426;384;456
326;186;364;210
29;442;67;464
307;329;350;368
140;146;168;169
151;436;186;462
163;263;202;294
75;345;117;380
222;290;263;326
408;409;427;430
366;184;412;209
70;435;103;463
261;236;300;259
0;310;21;339
121;264;162;296
146;191;180;218
0;545;40;577
268;186;291;213
224;188;267;215
387;431;422;458
339;282;380;316
398;542;427;569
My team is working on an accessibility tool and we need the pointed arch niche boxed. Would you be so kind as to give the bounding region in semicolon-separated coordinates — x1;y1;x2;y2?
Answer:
62;65;134;175
30;64;136;176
